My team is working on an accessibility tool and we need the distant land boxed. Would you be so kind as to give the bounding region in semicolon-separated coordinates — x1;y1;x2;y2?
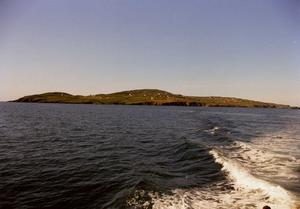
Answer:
12;89;298;108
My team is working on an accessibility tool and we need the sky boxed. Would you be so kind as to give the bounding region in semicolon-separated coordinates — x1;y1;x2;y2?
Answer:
0;0;299;105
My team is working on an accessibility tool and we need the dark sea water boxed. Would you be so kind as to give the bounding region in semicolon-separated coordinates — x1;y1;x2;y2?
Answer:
0;103;299;209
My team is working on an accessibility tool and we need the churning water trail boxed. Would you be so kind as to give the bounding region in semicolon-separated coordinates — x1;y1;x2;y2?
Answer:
150;127;300;209
0;103;299;209
210;149;293;209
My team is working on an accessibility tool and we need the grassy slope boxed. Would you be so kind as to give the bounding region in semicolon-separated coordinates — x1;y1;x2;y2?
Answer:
13;89;290;108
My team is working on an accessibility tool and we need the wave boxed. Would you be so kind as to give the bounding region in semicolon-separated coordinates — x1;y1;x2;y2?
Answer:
210;149;295;209
126;125;300;209
148;148;296;209
228;140;299;182
204;126;220;135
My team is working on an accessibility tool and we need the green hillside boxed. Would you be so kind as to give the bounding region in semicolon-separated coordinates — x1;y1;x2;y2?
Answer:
13;89;290;108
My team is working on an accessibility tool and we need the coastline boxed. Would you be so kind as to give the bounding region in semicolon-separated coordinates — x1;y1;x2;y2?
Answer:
11;89;294;109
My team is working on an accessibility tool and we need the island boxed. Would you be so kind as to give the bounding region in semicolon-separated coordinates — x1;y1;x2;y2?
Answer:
13;89;291;108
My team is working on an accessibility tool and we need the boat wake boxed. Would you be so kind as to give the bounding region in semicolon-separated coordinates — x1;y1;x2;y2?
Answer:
148;132;300;209
148;148;296;209
210;149;294;209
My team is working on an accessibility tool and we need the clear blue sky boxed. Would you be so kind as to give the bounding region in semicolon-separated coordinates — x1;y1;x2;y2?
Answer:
0;0;299;105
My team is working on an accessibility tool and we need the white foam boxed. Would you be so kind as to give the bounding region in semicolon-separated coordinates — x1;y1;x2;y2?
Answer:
204;126;219;134
149;147;297;209
149;149;295;209
150;185;289;209
229;140;299;181
150;128;300;209
210;149;294;209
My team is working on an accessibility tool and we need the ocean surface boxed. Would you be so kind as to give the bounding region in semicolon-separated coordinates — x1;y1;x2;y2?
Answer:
0;103;299;209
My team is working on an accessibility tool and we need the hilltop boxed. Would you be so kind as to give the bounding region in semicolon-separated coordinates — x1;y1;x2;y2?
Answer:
13;89;290;108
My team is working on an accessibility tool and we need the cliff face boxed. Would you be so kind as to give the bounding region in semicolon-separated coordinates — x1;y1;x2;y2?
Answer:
13;89;290;108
